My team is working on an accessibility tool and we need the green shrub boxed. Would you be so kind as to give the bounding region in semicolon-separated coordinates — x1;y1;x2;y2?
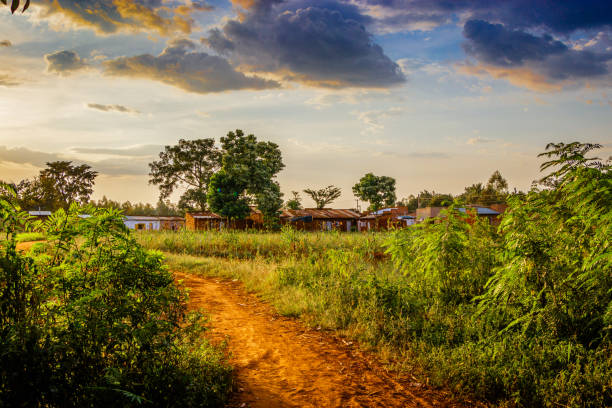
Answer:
0;200;231;407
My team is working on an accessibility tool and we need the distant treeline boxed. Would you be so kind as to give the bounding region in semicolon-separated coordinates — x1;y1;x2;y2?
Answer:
89;196;183;216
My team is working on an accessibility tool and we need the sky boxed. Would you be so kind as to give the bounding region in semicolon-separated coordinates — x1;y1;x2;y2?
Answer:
1;0;611;209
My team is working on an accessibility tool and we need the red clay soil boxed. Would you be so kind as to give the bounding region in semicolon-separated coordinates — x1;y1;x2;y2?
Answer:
175;271;478;408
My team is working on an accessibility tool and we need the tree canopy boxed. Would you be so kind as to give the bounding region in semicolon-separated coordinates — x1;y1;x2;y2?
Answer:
352;173;396;211
303;185;341;209
38;161;98;209
4;161;98;210
207;130;285;227
149;138;222;211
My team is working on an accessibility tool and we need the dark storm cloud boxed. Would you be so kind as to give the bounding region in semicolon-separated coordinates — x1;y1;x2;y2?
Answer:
463;20;567;67
359;0;612;34
208;0;405;88
103;39;280;93
463;20;612;80
44;50;89;75
355;0;612;88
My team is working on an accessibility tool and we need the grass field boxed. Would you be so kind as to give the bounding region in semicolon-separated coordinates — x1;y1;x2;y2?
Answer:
136;228;388;260
140;224;611;408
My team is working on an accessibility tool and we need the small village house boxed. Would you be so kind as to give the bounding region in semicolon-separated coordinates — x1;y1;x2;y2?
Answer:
28;210;52;222
358;207;415;231
416;205;504;225
185;212;223;231
123;215;161;231
280;209;361;232
185;208;264;231
158;216;185;231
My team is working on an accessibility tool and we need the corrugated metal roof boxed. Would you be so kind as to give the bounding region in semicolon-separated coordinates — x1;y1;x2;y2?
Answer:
188;212;222;219
124;216;162;221
29;211;52;216
281;209;360;219
458;207;500;216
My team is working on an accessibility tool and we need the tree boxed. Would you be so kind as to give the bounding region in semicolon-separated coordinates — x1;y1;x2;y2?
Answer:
303;185;341;209
206;169;250;220
149;139;222;212
285;191;302;210
460;170;508;205
352;173;396;211
487;170;508;192
411;190;453;208
396;195;418;211
208;129;285;228
37;161;98;209
255;181;284;230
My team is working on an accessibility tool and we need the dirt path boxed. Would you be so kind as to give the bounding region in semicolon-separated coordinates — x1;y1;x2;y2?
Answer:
175;272;472;408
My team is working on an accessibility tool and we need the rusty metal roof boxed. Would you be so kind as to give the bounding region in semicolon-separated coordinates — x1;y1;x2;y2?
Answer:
188;212;222;219
281;208;360;219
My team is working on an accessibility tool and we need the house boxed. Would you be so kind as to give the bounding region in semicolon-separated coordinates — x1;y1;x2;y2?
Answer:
358;207;415;231
281;209;361;231
185;209;264;231
458;206;502;225
185;212;223;231
416;205;502;225
28;210;52;221
124;215;161;231
159;216;185;231
415;206;445;222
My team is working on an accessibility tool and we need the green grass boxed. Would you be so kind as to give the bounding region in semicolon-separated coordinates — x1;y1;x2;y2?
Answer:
151;228;611;408
136;228;387;261
15;231;46;243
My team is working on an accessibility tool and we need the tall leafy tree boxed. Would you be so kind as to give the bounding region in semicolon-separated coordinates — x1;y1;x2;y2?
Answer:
37;161;98;209
352;173;396;211
303;185;341;209
208;130;284;227
149;138;222;211
207;170;251;220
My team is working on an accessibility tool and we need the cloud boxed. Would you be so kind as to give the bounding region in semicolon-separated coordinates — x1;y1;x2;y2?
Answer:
353;106;407;135
0;146;62;167
467;136;494;145
71;145;161;157
87;103;140;114
463;20;612;78
0;74;21;87
460;20;612;90
45;50;89;75
103;38;280;93
205;1;406;88
352;1;612;89
0;145;152;176
34;0;213;36
356;1;612;35
0;40;12;47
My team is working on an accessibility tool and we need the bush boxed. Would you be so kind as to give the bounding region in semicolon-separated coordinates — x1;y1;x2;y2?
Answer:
0;199;231;407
